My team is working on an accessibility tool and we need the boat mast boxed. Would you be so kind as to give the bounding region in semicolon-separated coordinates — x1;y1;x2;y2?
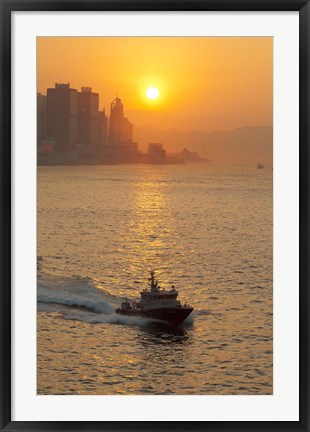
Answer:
149;270;157;292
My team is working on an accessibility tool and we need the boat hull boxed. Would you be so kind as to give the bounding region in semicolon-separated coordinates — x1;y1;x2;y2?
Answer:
115;307;193;326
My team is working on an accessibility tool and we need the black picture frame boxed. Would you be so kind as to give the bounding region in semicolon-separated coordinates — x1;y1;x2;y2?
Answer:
1;1;309;431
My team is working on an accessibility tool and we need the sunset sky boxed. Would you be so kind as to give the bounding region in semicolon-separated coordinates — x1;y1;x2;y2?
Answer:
37;37;273;133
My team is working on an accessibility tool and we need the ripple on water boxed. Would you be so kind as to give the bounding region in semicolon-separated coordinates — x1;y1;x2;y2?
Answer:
37;164;273;395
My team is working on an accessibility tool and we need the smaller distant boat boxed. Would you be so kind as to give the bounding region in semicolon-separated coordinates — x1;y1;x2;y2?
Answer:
115;270;194;326
257;162;264;169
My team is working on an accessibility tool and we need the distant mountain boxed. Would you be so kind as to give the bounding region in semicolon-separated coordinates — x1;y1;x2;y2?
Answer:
133;125;273;164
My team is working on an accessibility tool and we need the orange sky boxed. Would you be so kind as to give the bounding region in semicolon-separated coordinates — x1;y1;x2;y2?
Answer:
37;37;273;133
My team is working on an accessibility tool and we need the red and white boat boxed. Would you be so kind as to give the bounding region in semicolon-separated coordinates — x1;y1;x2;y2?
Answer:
115;270;193;326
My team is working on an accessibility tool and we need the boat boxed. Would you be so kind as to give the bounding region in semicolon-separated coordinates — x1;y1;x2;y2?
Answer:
257;162;264;169
115;270;194;326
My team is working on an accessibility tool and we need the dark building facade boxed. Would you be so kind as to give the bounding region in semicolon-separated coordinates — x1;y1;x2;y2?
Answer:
46;83;78;154
109;97;133;146
109;97;124;145
122;118;133;145
98;109;108;148
37;93;47;148
77;87;100;154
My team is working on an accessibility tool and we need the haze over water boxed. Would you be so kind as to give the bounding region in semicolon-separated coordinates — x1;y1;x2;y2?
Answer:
37;163;272;395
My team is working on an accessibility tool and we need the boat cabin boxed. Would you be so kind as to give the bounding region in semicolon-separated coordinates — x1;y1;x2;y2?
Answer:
140;289;178;301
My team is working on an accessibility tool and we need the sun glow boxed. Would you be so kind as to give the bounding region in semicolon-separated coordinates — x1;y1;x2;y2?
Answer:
146;86;159;100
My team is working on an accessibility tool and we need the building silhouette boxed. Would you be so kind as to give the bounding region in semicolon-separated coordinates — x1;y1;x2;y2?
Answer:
109;97;133;146
98;108;108;148
37;93;47;148
122;118;133;145
109;97;123;145
46;83;78;153
77;87;99;155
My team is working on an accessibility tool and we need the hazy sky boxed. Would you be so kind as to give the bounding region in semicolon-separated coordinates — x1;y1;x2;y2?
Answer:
37;37;273;133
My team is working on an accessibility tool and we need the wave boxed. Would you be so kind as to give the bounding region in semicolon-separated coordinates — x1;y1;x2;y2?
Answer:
37;293;114;314
37;272;164;327
60;309;161;327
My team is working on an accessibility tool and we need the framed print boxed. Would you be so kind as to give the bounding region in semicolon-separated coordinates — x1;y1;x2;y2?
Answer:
1;0;309;431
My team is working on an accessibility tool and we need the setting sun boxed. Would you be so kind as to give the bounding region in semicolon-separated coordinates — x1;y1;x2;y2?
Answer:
36;34;273;398
146;86;159;100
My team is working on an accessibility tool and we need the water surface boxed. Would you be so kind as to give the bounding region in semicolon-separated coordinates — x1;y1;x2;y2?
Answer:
37;163;272;395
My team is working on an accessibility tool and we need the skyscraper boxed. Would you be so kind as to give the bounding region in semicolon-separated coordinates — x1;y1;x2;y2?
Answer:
98;108;108;148
46;83;78;153
122;118;133;145
109;97;124;146
77;87;99;154
109;97;133;146
37;93;47;148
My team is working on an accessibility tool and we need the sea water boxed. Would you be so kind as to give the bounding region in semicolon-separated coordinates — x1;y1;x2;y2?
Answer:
37;163;272;395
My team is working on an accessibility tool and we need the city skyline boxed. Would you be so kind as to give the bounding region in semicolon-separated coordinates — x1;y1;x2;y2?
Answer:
38;82;202;164
37;37;273;134
38;83;137;157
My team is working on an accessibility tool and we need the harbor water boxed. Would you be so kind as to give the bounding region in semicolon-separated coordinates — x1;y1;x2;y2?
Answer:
37;163;272;395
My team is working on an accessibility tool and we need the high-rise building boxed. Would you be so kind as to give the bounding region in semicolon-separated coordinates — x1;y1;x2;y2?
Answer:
77;87;99;154
37;93;47;147
109;97;133;146
98;108;108;148
46;83;78;153
109;97;124;145
122;118;133;145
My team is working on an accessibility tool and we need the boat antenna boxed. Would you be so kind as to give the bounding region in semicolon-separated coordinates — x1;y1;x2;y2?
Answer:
149;270;156;290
